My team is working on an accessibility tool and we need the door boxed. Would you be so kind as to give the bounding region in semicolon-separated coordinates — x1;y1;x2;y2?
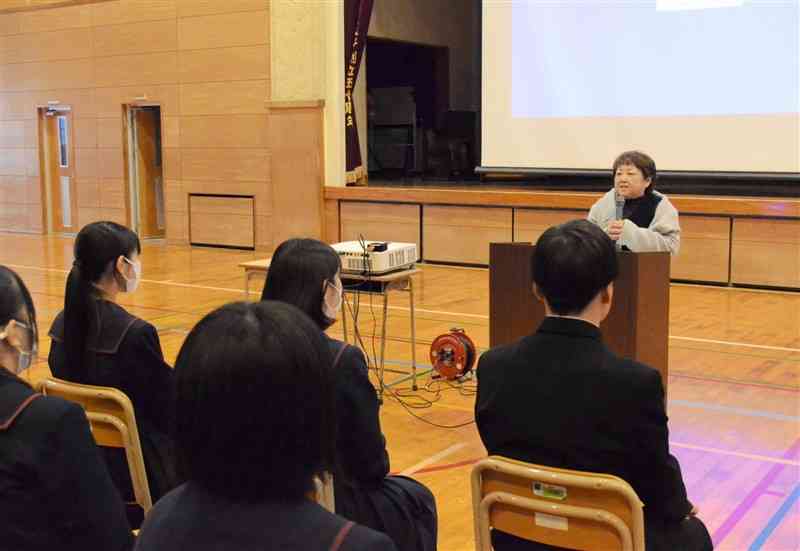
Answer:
127;106;165;238
39;108;77;233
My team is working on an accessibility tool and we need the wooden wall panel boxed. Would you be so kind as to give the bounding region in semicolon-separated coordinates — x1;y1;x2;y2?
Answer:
0;121;25;148
96;148;123;178
162;116;179;148
99;178;125;209
165;210;187;242
268;106;323;245
91;0;176;26
423;205;513;265
18;4;92;32
671;216;730;283
177;10;268;50
513;208;583;243
2;28;92;62
181;148;268;182
732;219;800;288
94;52;178;87
189;195;254;248
178;45;268;84
72;117;97;148
0;149;26;175
163;180;185;212
96;117;122;148
74;147;97;179
93;19;176;56
176;0;268;18
324;198;339;244
180;115;268;148
179;80;268;116
340;202;420;247
3;59;94;90
0;14;22;35
76;178;100;207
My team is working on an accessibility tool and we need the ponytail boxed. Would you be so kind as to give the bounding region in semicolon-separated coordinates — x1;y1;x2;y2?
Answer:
62;262;93;382
62;222;141;382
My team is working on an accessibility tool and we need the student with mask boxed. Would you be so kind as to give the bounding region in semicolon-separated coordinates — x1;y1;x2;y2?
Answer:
0;266;133;551
48;221;177;506
261;238;437;551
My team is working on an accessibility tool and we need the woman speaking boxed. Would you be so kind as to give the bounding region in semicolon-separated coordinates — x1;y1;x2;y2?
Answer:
588;151;681;255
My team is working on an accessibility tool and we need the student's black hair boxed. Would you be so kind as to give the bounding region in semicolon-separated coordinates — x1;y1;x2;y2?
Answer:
532;219;619;315
260;238;341;330
173;301;336;502
0;265;38;356
63;221;140;382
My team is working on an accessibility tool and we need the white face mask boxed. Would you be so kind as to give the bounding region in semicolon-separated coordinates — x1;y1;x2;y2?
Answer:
122;257;142;293
0;320;36;375
322;277;343;320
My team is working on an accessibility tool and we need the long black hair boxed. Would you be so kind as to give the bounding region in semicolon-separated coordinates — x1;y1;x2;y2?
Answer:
260;238;341;329
0;266;38;377
174;301;336;502
63;221;140;382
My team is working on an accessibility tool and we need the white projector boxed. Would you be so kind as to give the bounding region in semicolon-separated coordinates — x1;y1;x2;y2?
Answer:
332;241;418;275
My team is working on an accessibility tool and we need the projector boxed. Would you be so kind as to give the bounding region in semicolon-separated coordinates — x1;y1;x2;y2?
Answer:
332;241;418;275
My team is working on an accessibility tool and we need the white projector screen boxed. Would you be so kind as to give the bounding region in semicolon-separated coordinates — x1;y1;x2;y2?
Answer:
481;0;800;173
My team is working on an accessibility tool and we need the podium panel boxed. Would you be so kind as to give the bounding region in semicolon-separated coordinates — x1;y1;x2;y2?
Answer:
489;243;670;388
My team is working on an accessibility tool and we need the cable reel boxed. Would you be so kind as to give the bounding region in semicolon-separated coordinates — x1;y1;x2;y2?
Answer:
429;328;477;381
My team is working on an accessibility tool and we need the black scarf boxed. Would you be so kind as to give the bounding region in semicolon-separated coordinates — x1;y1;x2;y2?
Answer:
622;193;662;228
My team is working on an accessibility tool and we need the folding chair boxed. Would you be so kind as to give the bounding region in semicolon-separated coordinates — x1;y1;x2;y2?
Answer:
37;377;152;514
471;456;644;551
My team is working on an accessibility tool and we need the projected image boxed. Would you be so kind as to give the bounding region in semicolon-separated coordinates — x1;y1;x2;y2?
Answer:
511;0;799;118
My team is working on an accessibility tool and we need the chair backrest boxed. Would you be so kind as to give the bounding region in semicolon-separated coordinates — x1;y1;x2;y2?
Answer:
313;472;336;513
37;377;152;512
471;456;644;551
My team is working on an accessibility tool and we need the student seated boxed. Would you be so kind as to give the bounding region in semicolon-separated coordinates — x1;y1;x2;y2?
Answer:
134;301;395;551
0;266;133;551
475;220;712;551
261;238;437;551
48;221;177;503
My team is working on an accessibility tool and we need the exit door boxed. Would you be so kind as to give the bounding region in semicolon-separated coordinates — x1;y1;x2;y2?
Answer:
38;107;77;234
126;106;165;238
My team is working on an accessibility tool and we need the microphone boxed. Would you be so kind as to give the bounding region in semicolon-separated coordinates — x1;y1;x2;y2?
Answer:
614;193;625;251
615;192;625;220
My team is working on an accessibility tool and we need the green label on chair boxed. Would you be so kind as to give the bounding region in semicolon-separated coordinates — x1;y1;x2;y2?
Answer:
533;482;567;500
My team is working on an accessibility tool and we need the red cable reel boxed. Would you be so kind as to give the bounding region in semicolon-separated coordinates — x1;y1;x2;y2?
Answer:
429;328;477;381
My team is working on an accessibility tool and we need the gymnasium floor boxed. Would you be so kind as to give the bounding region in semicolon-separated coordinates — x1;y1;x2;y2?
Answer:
2;233;798;551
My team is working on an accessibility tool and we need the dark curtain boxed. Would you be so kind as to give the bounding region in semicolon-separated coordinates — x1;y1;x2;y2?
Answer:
344;0;374;184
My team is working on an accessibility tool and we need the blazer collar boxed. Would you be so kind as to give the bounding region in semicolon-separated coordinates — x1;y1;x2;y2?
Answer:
537;316;602;340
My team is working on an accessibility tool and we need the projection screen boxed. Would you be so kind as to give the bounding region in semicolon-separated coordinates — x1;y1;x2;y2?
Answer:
481;0;800;173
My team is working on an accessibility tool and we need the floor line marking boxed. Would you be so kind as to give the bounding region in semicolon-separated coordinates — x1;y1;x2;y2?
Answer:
711;439;800;547
671;442;800;467
407;441;800;478
399;443;467;476
748;484;800;551
670;400;800;422
6;263;799;353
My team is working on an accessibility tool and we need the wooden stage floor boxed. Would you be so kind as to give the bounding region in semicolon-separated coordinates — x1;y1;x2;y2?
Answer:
2;233;798;551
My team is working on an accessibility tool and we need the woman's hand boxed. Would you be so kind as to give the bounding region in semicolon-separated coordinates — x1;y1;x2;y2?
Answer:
607;220;625;241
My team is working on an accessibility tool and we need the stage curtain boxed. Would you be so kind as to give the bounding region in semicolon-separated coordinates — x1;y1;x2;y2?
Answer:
344;0;373;185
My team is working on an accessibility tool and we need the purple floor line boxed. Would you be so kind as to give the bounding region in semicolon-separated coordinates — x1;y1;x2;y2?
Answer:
711;438;800;547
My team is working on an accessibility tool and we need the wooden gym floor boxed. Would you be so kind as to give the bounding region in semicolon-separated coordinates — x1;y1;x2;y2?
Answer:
2;233;798;551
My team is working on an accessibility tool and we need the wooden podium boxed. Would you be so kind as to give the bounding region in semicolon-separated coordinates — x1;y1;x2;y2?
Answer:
489;243;671;388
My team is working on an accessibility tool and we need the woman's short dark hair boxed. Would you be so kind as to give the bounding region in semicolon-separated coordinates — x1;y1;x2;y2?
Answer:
63;221;140;382
0;265;38;350
260;238;341;329
173;301;336;502
532;220;619;315
612;150;657;194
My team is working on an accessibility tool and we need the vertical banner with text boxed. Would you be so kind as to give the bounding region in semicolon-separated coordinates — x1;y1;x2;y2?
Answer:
344;0;373;185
